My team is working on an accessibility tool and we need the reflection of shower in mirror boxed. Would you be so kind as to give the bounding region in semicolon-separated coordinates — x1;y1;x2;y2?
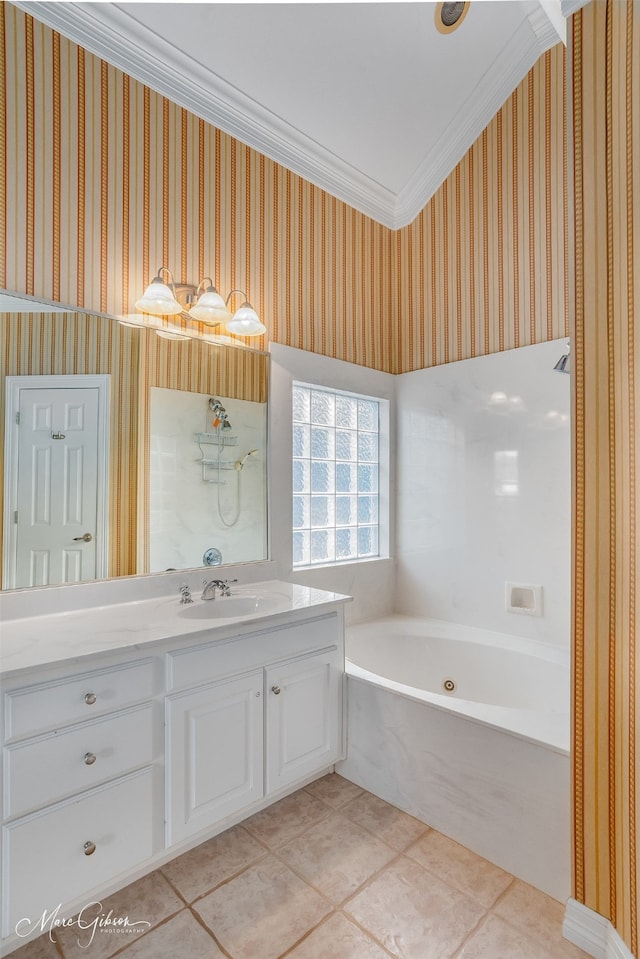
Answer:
205;397;259;528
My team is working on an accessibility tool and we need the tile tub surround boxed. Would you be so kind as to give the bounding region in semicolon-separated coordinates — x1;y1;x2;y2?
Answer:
338;674;571;902
395;338;571;646
8;775;590;959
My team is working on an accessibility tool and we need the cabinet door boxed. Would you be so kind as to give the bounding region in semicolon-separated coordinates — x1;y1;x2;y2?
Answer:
166;671;263;844
266;648;341;793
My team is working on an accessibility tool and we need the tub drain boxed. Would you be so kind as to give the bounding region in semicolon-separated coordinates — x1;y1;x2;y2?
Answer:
442;678;456;693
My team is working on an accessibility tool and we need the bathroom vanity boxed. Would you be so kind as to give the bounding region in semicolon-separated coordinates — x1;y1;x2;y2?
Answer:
0;581;349;955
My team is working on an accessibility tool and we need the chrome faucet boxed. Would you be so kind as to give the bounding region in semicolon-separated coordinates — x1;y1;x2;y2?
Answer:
179;585;193;605
202;578;237;601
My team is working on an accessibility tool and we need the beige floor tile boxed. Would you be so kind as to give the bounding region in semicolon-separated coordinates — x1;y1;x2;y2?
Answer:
304;773;364;808
113;910;225;959
285;913;391;958
55;871;183;959
278;810;397;905
344;856;485;959
193;854;331;959
6;932;61;959
341;791;428;851
406;830;513;907
161;824;267;901
243;788;330;848
493;880;590;958
457;914;556;959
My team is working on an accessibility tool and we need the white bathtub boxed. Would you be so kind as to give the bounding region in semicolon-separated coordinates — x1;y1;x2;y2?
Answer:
337;616;571;901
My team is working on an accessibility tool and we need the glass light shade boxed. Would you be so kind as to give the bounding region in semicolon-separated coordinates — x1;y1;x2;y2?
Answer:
155;329;191;341
225;302;266;337
118;314;149;328
135;278;182;315
189;289;232;326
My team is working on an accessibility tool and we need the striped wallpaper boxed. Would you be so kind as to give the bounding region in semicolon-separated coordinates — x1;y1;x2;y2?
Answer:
570;2;639;955
396;43;568;371
0;2;566;375
0;312;267;583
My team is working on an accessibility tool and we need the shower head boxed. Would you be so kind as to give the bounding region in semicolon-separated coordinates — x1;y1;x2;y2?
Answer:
553;342;571;374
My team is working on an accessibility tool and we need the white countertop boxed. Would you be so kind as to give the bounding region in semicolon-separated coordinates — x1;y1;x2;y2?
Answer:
0;581;351;678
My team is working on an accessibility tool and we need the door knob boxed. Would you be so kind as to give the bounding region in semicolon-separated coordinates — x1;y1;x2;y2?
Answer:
73;533;93;542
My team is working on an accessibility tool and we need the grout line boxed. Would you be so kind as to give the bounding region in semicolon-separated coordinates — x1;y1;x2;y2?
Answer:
189;904;235;959
487;875;517;913
335;910;399;958
275;910;338;959
157;868;191;907
169;848;271;906
448;912;491;959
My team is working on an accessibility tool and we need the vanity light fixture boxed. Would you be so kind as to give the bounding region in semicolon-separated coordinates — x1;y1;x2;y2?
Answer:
132;266;266;338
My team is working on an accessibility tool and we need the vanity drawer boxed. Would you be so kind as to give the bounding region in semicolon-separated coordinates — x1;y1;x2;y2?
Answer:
167;614;339;690
2;767;155;938
4;659;155;739
4;704;156;818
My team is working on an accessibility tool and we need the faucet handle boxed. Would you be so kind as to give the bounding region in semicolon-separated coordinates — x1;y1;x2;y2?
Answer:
179;585;193;605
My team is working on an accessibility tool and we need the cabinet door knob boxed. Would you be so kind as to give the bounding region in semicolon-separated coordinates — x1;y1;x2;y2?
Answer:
271;685;281;695
83;841;96;856
83;752;97;765
84;693;97;705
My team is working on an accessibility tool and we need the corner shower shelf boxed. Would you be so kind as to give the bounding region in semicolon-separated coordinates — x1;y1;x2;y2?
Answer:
196;432;238;447
196;432;238;484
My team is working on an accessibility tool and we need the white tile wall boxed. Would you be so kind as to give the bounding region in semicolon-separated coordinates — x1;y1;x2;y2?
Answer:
148;387;268;570
395;339;571;646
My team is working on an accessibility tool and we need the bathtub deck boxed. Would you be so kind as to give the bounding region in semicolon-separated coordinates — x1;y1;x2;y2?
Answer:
8;774;588;959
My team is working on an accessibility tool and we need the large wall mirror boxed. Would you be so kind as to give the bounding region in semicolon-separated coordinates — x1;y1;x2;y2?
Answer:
0;294;269;590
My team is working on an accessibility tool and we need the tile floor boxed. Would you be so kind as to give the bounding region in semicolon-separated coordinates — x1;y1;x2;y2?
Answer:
11;775;590;959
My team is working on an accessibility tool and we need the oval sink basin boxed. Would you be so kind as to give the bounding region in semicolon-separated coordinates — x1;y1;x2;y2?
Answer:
178;595;262;619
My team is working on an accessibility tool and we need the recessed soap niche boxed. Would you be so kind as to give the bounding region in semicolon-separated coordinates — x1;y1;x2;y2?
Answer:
505;582;543;617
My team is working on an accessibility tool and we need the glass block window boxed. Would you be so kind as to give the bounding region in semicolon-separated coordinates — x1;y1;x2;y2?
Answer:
293;383;380;567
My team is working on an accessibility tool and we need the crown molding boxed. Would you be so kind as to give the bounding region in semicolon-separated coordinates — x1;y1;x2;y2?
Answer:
393;10;559;228
12;0;563;231
561;0;592;17
12;0;397;226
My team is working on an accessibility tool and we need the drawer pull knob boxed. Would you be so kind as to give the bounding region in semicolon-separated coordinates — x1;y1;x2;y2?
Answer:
84;693;97;706
84;752;97;765
83;841;96;856
271;685;281;695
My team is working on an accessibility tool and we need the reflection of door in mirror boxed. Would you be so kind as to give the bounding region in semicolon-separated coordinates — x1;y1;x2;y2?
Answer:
146;387;267;572
3;374;109;588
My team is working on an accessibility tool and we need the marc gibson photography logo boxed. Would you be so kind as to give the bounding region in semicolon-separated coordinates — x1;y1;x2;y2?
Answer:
15;902;152;948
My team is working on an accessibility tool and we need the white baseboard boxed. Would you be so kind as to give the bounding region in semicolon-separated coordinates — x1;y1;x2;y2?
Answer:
564;900;635;959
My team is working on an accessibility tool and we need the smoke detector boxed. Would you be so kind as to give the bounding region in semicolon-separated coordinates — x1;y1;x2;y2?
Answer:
435;2;470;34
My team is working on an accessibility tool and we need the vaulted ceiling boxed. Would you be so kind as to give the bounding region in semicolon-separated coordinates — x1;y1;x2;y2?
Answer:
14;1;569;228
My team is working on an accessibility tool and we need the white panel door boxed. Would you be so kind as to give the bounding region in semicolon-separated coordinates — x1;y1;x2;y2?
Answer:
167;671;264;843
266;648;341;793
15;387;100;587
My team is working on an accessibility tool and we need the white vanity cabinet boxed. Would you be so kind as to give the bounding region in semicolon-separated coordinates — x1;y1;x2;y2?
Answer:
165;612;343;844
0;587;347;955
1;658;162;940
